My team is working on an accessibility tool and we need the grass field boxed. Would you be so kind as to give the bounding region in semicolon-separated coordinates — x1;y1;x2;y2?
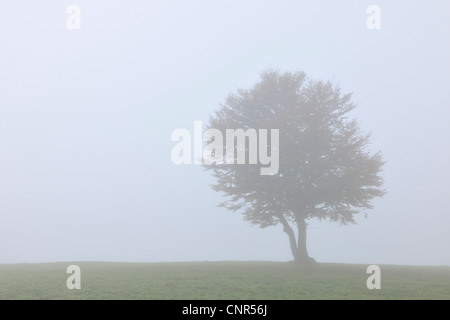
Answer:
0;261;449;299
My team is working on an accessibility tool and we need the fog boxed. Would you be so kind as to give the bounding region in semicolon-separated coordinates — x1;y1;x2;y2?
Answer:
0;1;449;266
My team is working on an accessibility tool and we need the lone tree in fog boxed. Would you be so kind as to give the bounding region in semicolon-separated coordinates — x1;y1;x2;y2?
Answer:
204;70;386;264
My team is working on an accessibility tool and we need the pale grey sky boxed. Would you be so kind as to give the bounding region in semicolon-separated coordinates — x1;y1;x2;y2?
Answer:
0;0;449;265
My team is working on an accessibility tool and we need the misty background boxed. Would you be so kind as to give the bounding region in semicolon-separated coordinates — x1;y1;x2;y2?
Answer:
0;0;449;266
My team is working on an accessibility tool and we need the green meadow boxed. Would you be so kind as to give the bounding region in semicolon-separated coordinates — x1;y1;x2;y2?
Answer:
0;261;448;300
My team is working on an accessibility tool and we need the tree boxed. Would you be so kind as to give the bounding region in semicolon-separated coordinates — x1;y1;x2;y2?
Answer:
204;70;386;264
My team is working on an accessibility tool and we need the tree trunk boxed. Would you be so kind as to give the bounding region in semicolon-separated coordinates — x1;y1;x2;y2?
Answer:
279;216;300;261
278;214;316;264
296;218;309;261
